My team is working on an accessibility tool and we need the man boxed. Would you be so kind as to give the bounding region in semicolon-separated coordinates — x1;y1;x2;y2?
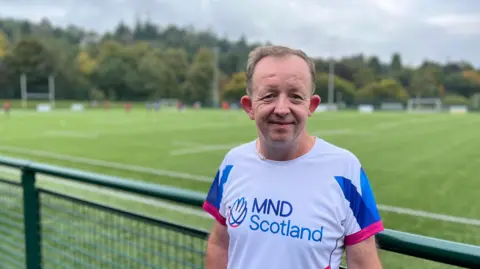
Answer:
202;45;384;269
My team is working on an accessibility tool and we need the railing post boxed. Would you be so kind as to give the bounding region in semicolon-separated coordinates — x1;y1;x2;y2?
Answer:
22;167;42;269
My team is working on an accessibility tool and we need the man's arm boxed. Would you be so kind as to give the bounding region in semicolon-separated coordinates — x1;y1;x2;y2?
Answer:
345;236;382;269
339;163;384;269
205;222;229;269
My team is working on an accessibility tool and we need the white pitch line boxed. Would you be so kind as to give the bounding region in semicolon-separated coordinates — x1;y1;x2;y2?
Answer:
44;130;98;139
170;144;240;156
312;129;352;135
0;146;212;182
171;140;204;148
377;205;480;226
311;129;372;136
374;117;450;130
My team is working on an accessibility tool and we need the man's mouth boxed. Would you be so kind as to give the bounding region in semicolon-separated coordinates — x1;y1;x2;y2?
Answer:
269;121;294;125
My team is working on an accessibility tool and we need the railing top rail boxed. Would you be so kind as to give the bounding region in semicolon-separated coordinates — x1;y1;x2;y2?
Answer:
0;156;206;207
1;155;479;268
378;230;480;268
0;156;32;169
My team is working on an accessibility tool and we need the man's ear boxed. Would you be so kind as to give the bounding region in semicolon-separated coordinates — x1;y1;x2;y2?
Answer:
240;95;255;120
308;94;321;116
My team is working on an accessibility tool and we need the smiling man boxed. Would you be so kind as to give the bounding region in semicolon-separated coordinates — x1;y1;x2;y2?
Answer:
202;45;384;269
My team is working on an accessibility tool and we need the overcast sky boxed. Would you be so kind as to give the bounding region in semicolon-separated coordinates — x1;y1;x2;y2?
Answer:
1;0;479;67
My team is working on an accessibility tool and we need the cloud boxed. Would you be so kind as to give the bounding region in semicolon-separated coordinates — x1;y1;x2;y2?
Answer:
425;13;480;35
370;0;422;18
0;0;479;67
0;1;68;21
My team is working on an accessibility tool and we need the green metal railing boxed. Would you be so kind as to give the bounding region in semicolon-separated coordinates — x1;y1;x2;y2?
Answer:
0;156;479;269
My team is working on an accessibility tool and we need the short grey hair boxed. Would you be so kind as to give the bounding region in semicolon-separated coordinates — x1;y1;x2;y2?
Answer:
245;45;316;96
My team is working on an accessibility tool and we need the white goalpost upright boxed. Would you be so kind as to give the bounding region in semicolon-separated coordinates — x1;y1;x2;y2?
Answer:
20;73;55;110
407;97;442;113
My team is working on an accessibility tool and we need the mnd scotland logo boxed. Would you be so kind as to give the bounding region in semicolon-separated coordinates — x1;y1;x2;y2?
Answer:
227;197;248;228
227;196;324;242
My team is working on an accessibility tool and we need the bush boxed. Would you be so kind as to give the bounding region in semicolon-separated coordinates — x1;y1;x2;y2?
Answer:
442;94;470;106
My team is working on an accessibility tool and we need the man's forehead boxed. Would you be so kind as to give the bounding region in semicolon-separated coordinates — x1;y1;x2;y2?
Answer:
254;56;309;78
250;55;312;94
253;70;311;92
258;74;304;87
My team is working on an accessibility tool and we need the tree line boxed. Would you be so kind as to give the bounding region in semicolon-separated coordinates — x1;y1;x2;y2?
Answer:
0;17;479;107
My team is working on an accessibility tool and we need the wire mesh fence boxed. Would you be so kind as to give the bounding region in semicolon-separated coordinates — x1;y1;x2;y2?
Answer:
0;179;26;269
1;157;479;269
39;189;208;269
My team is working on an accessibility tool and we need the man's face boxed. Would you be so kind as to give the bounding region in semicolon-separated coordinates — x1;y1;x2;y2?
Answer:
241;55;321;146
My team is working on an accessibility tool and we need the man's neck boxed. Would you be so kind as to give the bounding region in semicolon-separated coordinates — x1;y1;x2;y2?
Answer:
257;133;316;161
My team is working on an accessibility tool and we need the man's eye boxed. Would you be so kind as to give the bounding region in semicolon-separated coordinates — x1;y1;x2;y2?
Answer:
262;95;274;100
292;95;303;99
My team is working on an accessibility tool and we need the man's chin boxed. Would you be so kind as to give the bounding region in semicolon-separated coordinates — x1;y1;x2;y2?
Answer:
265;136;296;146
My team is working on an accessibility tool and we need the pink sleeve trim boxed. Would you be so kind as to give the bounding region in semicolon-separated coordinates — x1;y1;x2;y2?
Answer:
202;201;226;226
345;221;384;246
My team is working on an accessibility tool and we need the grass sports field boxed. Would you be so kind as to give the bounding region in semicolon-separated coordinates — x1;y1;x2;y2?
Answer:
0;107;479;268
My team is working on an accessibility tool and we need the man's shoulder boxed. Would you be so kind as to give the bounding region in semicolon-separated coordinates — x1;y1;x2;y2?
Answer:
313;138;366;186
313;138;360;164
221;140;257;164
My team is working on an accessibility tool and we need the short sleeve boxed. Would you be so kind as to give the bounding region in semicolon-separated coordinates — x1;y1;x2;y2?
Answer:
335;163;384;246
202;159;234;226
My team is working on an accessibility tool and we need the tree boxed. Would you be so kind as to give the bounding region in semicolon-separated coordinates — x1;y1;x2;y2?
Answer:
162;48;189;85
352;67;376;88
390;53;402;73
356;79;409;104
332;62;354;82
462;70;480;87
91;45;128;101
367;56;383;75
315;73;356;105
222;72;246;102
409;66;441;98
76;50;96;76
442;94;470;106
3;38;57;94
182;47;215;104
443;73;479;98
0;16;479;105
114;21;133;44
0;30;8;58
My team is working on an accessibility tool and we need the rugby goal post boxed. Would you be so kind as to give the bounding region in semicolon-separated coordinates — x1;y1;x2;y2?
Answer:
407;98;442;113
20;73;55;109
380;102;404;111
449;105;468;114
358;104;374;113
472;93;480;109
315;104;338;112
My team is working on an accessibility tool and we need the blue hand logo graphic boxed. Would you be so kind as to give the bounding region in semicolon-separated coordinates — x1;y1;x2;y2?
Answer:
228;197;248;228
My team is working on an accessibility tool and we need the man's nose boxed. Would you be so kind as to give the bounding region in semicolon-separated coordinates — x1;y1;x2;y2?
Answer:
273;96;290;116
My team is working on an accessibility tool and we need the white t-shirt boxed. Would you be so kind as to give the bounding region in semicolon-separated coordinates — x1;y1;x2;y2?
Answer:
203;137;384;269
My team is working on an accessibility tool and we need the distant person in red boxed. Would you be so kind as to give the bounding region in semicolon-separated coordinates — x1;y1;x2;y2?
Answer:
125;102;132;112
176;101;184;111
3;101;10;116
193;101;201;110
222;101;230;110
